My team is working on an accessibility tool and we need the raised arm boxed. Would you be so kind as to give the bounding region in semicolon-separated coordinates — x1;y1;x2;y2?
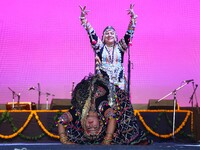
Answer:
79;5;102;50
127;4;138;30
119;4;138;51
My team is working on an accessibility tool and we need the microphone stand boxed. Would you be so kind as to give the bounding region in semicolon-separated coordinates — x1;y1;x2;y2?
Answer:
17;93;21;109
45;92;55;110
157;82;188;140
70;81;75;99
29;84;41;110
17;93;20;104
8;87;20;109
29;84;54;110
8;87;16;109
189;82;198;108
46;93;50;110
194;84;199;109
38;83;41;110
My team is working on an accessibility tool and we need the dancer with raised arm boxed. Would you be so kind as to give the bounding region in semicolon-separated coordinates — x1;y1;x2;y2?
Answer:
79;4;137;106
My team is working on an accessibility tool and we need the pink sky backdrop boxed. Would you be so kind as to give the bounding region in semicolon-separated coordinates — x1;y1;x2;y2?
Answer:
0;0;200;107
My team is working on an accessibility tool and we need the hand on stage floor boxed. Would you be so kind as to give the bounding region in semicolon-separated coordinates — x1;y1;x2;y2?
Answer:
60;135;75;144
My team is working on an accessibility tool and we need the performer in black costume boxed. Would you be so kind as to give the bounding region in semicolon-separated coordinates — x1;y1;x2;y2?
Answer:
57;74;151;145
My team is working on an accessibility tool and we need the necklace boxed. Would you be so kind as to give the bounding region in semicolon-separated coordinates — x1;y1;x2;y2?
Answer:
105;45;114;64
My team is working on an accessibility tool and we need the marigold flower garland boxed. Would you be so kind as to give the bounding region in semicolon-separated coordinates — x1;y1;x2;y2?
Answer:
0;111;33;139
33;111;59;139
0;110;65;139
134;110;192;138
0;110;192;140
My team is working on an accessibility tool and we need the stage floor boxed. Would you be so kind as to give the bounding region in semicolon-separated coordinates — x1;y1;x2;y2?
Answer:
0;142;200;150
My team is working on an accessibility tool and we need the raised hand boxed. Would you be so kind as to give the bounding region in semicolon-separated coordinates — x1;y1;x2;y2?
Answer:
127;4;138;19
79;5;90;18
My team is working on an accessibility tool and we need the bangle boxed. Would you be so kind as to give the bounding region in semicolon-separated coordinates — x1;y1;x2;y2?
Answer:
59;132;66;136
106;132;113;136
79;16;86;20
60;135;67;139
105;133;113;139
102;140;111;144
102;137;112;144
60;134;66;138
104;136;112;141
60;135;69;144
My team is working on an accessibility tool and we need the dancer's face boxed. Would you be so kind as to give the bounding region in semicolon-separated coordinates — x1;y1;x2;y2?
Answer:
84;111;101;135
103;29;116;46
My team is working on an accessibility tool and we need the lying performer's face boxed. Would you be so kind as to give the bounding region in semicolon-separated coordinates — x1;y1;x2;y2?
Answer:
103;29;116;45
84;112;100;135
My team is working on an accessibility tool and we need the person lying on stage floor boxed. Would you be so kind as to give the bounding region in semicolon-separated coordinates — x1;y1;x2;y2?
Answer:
57;74;152;145
79;4;137;106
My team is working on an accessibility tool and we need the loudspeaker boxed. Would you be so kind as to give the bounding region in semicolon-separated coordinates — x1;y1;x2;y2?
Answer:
50;99;72;110
148;99;178;110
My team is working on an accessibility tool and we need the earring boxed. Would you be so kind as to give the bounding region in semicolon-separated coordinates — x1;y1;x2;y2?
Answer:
102;36;105;43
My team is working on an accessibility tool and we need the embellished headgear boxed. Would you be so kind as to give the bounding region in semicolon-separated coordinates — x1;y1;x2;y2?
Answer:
102;26;118;43
71;74;109;112
71;74;110;140
103;26;116;33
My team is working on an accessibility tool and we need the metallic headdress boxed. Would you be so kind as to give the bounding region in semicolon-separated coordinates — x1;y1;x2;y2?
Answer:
102;26;118;43
71;74;110;140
